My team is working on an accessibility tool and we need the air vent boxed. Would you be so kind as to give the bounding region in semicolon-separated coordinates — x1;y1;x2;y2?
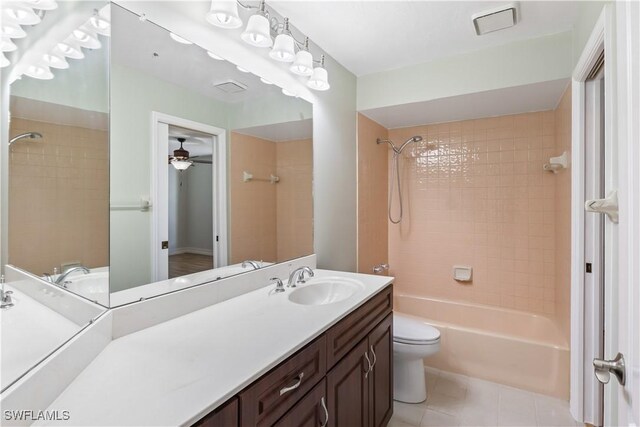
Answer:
214;80;248;93
472;3;518;35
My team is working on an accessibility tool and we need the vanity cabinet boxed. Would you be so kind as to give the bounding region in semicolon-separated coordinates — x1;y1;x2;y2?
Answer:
194;285;392;427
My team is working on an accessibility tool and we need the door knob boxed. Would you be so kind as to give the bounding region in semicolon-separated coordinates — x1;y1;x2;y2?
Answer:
585;190;619;223
593;352;626;385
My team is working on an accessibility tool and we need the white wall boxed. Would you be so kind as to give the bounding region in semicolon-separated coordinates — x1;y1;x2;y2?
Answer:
357;31;573;112
115;1;358;273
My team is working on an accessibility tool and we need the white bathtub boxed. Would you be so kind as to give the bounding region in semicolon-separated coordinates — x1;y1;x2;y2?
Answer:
394;294;570;399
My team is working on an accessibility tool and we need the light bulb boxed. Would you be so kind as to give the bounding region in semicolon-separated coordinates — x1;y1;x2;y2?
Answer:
89;15;110;36
25;64;54;80
206;1;242;29
307;66;330;91
42;51;69;69
1;23;27;39
241;14;272;48
269;33;295;62
71;27;101;49
58;40;84;59
289;50;313;76
171;159;193;170
3;5;41;25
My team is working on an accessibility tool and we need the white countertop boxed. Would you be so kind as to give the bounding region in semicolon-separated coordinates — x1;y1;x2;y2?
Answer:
0;286;83;390
39;270;393;426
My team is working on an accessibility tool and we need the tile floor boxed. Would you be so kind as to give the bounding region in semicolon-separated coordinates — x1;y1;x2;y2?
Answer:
389;368;579;427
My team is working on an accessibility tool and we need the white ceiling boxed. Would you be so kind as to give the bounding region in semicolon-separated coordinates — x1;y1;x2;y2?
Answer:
112;3;281;104
361;78;569;129
168;125;213;157
269;1;585;76
234;118;313;142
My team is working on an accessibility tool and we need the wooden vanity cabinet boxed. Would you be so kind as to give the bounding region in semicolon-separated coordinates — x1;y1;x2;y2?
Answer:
193;285;392;427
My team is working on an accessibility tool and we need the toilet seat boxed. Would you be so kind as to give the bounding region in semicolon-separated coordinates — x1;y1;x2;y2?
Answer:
393;313;440;345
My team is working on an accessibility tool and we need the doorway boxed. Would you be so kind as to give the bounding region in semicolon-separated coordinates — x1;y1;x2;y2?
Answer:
151;112;228;282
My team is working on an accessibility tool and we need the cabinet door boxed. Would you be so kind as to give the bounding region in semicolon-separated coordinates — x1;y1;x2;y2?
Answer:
273;379;328;427
326;338;370;427
368;313;393;427
192;398;238;427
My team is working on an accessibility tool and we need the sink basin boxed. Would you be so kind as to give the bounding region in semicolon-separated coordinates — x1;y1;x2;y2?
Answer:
288;277;364;306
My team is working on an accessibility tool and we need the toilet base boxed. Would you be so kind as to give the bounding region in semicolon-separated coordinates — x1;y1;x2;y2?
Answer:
393;358;426;403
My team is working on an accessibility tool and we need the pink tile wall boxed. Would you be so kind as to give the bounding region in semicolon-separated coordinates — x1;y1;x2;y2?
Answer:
388;111;561;315
357;113;389;274
554;88;572;339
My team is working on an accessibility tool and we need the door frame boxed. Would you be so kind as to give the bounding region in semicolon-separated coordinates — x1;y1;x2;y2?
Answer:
569;6;611;425
150;111;228;282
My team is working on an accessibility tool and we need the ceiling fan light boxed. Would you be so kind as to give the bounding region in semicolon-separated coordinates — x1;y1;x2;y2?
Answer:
241;14;272;48
171;159;193;170
270;33;295;62
289;50;313;76
206;0;242;29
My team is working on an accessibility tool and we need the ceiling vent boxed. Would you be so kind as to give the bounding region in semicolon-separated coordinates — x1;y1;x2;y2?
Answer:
472;3;518;36
214;80;248;93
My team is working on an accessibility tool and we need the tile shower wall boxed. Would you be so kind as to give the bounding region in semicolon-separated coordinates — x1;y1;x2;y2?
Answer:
554;88;572;339
230;132;313;264
357;113;389;274
388;110;561;315
8;117;109;274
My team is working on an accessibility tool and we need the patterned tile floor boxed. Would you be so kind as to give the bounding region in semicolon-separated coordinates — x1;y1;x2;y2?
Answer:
389;368;579;427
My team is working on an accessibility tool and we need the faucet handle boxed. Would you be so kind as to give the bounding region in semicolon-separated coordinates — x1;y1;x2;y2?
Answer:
270;277;285;293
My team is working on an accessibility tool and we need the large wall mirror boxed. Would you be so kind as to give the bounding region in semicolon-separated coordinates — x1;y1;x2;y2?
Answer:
1;1;110;391
108;4;313;306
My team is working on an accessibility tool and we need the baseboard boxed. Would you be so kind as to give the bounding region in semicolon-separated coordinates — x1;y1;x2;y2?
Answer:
169;247;214;257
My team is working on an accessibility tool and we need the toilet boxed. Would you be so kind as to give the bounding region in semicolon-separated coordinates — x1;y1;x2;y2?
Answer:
393;313;441;403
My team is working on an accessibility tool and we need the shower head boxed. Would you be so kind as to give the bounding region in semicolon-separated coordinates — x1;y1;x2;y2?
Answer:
9;132;43;146
410;136;423;143
376;135;423;154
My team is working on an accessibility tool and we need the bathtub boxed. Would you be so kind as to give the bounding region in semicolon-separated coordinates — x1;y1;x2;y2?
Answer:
394;294;570;399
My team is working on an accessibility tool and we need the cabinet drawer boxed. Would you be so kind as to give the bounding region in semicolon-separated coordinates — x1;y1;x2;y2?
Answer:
326;285;392;368
273;379;327;427
240;336;327;427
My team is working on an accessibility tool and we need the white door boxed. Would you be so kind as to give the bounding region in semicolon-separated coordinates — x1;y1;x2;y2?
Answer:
156;122;170;280
602;2;640;425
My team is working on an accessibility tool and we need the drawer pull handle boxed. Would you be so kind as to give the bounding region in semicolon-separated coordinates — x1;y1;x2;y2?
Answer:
320;396;329;427
370;345;377;370
364;352;372;378
280;372;304;396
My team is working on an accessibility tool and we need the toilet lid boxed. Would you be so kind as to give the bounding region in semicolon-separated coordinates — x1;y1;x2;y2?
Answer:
393;313;440;344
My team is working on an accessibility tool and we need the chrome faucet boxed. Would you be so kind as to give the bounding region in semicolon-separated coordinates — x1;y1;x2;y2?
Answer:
270;277;285;293
1;275;14;309
242;260;261;270
288;266;314;287
55;266;90;286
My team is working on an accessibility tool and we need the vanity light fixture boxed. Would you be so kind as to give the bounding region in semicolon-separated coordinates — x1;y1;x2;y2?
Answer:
269;17;295;62
58;40;84;59
207;51;224;60
290;37;313;76
0;52;10;68
22;0;58;10
169;32;193;45
42;51;69;69
1;23;27;39
307;54;330;91
204;0;330;91
1;37;17;52
2;4;41;26
71;26;101;49
24;63;54;80
240;1;272;48
206;0;242;29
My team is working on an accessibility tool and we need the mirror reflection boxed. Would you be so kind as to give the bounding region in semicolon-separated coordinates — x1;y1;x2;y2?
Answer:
1;1;110;391
108;5;313;306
